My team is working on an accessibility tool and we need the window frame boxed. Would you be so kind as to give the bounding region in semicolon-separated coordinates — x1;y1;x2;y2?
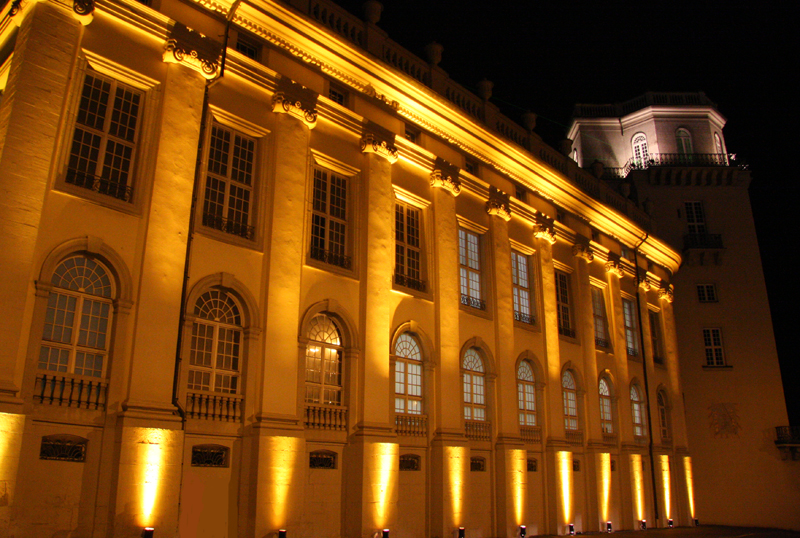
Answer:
555;270;575;338
304;314;345;406
697;283;718;303
591;286;610;349
649;309;665;364
393;332;424;415
622;297;640;357
702;327;726;367
511;250;536;325
462;348;487;422
459;227;486;311
631;132;649;168
630;384;646;437
394;201;426;293
599;377;613;434
657;390;671;441
234;31;262;61
676;128;693;155
562;370;579;431
517;360;537;426
328;83;349;108
307;157;357;273
685;201;707;235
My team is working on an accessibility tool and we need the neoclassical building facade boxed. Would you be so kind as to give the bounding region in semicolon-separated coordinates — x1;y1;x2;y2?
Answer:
0;0;776;536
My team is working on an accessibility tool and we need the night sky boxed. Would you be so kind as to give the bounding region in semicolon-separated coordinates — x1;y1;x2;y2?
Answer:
332;0;799;425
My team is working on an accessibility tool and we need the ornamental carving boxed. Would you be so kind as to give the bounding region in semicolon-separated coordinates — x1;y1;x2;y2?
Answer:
72;0;94;24
271;77;318;128
533;212;556;244
638;276;651;291
708;403;741;438
163;23;222;80
486;187;511;221
429;157;460;196
360;124;398;163
605;258;624;277
658;283;675;302
572;241;594;262
9;0;22;17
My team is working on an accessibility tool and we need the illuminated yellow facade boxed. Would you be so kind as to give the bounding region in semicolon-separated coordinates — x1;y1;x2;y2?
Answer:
0;0;704;536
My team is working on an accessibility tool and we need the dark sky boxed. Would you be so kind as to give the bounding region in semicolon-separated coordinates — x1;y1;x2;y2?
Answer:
333;0;800;425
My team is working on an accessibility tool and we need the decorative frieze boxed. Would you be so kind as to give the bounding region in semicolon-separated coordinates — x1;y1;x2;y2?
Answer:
605;258;624;277
533;212;556;244
486;186;511;221
429;157;461;196
163;23;222;79
658;283;675;302
572;240;594;262
271;77;319;128
360;123;398;163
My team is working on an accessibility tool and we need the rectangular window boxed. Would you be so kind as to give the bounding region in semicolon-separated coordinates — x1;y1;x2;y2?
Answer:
395;203;425;292
591;287;610;348
511;251;534;324
464;159;478;175
459;229;484;310
697;284;717;303
623;298;639;356
235;33;261;61
66;72;142;203
685;201;706;234
201;123;256;240
555;271;574;338
329;84;347;107
310;166;351;269
649;310;664;364
404;125;419;144
703;328;726;366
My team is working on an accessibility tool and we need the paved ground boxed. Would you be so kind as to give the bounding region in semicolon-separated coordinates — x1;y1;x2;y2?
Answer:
539;526;800;538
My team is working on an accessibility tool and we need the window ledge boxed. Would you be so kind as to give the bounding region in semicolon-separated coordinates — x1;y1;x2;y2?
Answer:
305;255;359;280
56;181;142;216
702;365;733;370
459;301;492;321
514;318;539;333
196;224;261;251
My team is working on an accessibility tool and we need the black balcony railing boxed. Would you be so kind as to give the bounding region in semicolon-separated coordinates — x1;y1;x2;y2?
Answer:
514;311;535;325
776;426;800;445
559;325;576;338
202;212;255;240
684;233;724;250
310;246;352;269
394;273;426;292
66;168;133;202
627;347;639;357
595;337;610;348
461;294;486;310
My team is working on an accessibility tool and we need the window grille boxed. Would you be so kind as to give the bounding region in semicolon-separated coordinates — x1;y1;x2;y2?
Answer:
188;290;243;394
632;133;648;168
555;271;573;337
631;385;645;436
470;457;486;472
649;310;665;363
399;454;421;471
235;33;260;60
309;451;337;469
40;435;87;462
591;287;609;348
329;85;347;106
562;370;578;431
685;201;706;234
599;378;613;434
697;284;717;303
703;328;726;366
191;445;229;467
623;299;639;356
573;459;580;472
527;458;537;472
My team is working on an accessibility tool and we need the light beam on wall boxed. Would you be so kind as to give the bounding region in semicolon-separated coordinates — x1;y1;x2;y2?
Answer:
684;456;695;519
140;430;166;527
660;455;671;520
557;451;573;530
598;453;611;523
510;449;525;524
371;442;398;526
631;454;645;522
446;446;467;523
269;437;300;528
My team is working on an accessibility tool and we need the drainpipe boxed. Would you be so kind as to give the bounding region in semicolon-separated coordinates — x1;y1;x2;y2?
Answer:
171;0;244;419
633;233;661;525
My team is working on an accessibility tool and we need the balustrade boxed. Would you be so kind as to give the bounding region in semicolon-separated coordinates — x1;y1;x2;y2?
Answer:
34;374;108;410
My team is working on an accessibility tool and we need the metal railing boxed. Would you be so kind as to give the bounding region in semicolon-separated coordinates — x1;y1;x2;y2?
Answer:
34;374;108;410
186;391;243;422
514;311;535;325
627;346;639;357
646;153;730;167
202;212;255;240
66;168;133;202
559;325;576;339
395;413;427;437
461;294;486;311
683;233;724;250
394;273;426;292
775;426;800;444
520;425;542;444
465;420;491;441
305;404;348;431
595;337;610;348
310;246;352;269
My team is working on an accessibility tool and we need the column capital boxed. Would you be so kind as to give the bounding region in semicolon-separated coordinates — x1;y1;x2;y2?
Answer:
604;256;624;277
72;0;94;24
638;276;652;291
533;212;556;244
658;282;675;302
163;23;222;79
360;122;398;163
271;77;318;128
429;157;461;196
572;239;594;262
485;186;511;221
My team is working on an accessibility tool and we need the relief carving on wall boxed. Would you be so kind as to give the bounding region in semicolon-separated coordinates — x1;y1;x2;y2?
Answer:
708;402;741;438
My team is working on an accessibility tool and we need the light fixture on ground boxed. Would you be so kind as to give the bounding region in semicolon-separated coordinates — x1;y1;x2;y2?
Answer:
278;530;287;538
668;519;674;528
640;520;647;530
458;527;465;538
694;518;699;527
568;523;575;535
142;528;154;538
519;525;526;538
606;522;612;533
382;529;389;538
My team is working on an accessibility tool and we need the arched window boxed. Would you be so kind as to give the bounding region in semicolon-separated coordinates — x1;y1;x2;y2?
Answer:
631;384;645;436
462;348;486;421
714;132;724;155
305;314;343;405
657;390;671;440
631;133;648;168
395;333;423;414
188;290;243;394
599;378;613;434
676;128;693;155
39;256;114;378
562;370;578;431
517;360;536;426
572;148;579;164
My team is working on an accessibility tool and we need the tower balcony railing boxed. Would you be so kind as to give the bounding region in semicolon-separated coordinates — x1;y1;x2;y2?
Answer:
395;413;428;437
683;233;724;250
465;419;491;441
775;426;800;460
305;404;348;431
186;391;243;422
34;373;108;410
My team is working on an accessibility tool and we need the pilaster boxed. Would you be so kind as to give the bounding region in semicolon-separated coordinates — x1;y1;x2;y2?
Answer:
573;239;601;445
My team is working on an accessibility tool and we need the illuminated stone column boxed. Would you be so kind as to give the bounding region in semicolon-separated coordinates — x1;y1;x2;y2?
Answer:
342;127;399;538
657;289;688;449
0;2;81;409
248;79;318;538
573;242;600;441
486;188;525;537
429;159;468;538
0;413;25;533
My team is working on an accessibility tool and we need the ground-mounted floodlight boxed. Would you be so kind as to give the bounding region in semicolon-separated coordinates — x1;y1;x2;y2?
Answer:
458;527;465;538
519;525;526;538
278;529;287;538
694;518;699;527
640;520;647;530
382;529;389;538
668;519;674;528
606;521;612;533
142;528;155;538
568;523;575;535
